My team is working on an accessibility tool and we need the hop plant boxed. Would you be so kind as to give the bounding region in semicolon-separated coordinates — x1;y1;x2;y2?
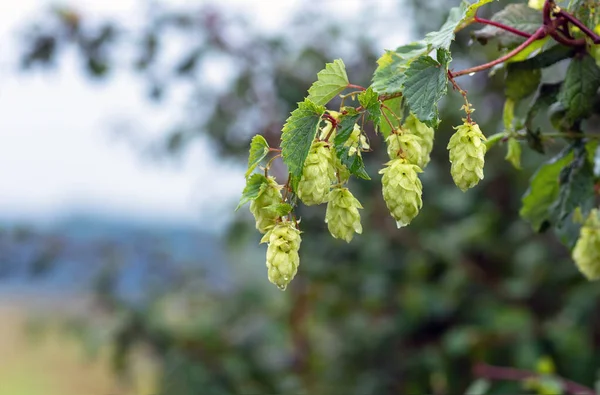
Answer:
249;176;283;233
572;209;600;281
261;221;302;290
325;187;363;242
297;141;336;205
447;122;486;192
379;158;423;228
403;114;434;168
386;130;425;167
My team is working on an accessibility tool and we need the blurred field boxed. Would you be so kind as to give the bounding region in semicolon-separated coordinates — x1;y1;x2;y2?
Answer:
0;297;155;395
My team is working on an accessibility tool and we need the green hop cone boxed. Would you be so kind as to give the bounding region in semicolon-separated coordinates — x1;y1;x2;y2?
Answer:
249;176;283;233
572;209;600;280
447;122;486;192
297;141;336;205
325;187;363;242
386;130;424;167
403;113;434;168
379;158;423;228
260;221;302;290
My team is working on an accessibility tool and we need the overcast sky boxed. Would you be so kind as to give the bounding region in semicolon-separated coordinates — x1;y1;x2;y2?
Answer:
0;0;407;230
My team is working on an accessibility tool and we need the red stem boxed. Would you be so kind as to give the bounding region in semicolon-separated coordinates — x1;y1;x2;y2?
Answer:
556;9;600;44
451;27;548;78
474;16;532;39
474;363;595;395
347;83;366;91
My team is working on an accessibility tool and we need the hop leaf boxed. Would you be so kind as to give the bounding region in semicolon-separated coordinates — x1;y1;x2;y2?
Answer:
297;141;336;205
379;159;423;228
505;137;522;170
386;131;425;167
447;122;487;192
403;113;434;168
261;221;302;290
249;176;283;233
325;187;363;242
572;209;600;280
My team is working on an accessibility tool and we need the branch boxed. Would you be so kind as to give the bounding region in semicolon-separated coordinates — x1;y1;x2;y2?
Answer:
473;363;596;395
450;27;547;78
474;16;532;38
556;9;600;44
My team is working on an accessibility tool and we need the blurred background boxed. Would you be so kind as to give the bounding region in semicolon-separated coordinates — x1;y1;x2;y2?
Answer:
1;0;599;394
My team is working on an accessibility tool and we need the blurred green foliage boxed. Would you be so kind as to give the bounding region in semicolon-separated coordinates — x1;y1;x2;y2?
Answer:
17;0;600;393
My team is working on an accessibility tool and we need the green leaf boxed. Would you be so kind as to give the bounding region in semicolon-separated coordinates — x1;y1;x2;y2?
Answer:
507;44;575;71
263;203;293;217
280;99;326;186
464;379;491;395
358;87;381;131
335;142;370;180
372;42;428;94
334;109;361;148
525;83;562;154
559;54;600;122
472;4;542;48
245;135;270;177
426;0;498;50
550;143;595;228
520;147;574;232
236;173;268;211
505;67;541;100
425;2;468;50
403;55;448;126
306;59;349;106
380;96;403;139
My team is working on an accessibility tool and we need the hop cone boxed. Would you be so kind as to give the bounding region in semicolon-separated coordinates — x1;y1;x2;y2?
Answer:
386;131;424;167
403;114;434;168
379;158;423;228
249;176;282;233
572;209;600;280
325;187;363;242
447;122;486;192
260;221;301;290
297;141;336;205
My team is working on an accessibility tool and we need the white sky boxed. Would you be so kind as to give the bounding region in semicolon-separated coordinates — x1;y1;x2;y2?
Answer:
0;0;408;230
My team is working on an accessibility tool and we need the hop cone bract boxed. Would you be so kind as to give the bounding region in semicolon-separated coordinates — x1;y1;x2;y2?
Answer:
325;187;363;242
379;158;423;228
447;122;486;192
249;176;282;233
261;221;302;290
572;209;600;280
297;141;336;205
403;114;434;168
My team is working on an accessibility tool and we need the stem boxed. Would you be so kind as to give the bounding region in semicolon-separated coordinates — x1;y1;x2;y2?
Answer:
450;27;547;78
473;363;595;395
379;92;403;102
447;70;474;123
380;106;396;131
322;113;338;142
347;83;366;91
381;103;402;124
556;9;600;44
474;16;532;38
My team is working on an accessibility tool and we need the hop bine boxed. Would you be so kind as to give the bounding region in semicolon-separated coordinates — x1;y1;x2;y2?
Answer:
447;122;486;192
249;176;283;233
297;141;336;205
380;158;423;228
325;187;363;242
572;209;600;281
261;221;302;290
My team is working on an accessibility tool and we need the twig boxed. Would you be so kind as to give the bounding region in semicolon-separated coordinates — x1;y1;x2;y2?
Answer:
474;16;532;38
450;27;547;78
473;363;595;395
